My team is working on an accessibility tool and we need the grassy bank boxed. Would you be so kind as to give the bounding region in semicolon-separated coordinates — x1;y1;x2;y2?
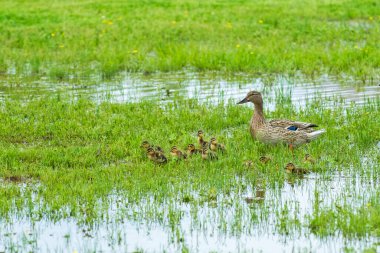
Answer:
0;0;379;80
0;96;379;240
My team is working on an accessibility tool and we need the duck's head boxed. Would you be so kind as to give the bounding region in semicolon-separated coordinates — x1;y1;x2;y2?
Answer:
237;91;263;105
210;137;217;145
140;140;151;149
201;146;208;154
197;130;204;138
285;163;296;173
187;144;195;151
146;147;156;156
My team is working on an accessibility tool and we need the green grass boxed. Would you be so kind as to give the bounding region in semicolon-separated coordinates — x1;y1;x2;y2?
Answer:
0;0;379;80
0;95;379;241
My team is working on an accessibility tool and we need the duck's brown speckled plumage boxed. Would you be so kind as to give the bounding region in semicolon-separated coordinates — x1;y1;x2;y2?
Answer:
238;91;325;147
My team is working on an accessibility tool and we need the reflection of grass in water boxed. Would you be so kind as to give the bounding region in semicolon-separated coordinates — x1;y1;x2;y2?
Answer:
0;95;378;245
0;0;379;79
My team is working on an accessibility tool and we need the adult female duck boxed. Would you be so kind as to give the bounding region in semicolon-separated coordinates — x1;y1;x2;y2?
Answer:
237;91;325;149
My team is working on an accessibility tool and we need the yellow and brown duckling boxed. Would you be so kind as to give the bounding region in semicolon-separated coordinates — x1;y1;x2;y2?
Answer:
209;137;226;153
155;146;165;155
140;140;152;150
147;147;167;164
201;146;218;160
284;163;309;175
304;154;315;164
243;160;253;168
187;144;201;156
170;146;187;160
259;156;271;164
197;130;208;148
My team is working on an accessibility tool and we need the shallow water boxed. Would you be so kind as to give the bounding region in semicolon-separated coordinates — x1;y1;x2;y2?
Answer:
1;72;379;109
1;161;379;252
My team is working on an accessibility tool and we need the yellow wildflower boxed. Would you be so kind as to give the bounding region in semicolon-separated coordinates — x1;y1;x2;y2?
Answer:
59;44;64;48
132;49;138;54
225;22;232;29
51;33;56;37
171;21;177;25
236;44;240;48
258;20;264;24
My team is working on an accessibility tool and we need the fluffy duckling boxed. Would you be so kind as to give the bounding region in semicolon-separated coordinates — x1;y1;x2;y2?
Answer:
140;140;151;150
170;146;187;160
304;154;315;164
209;137;226;153
201;146;218;160
147;147;167;164
197;130;208;148
243;160;253;168
187;144;201;156
284;163;309;175
259;156;271;164
155;146;165;155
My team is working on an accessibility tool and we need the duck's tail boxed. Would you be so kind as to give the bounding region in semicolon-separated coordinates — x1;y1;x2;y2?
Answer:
307;129;326;140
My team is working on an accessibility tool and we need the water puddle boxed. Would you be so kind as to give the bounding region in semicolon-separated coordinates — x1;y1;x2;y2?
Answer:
0;72;379;109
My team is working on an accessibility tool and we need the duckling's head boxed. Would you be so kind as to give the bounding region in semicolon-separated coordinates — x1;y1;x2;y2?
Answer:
146;147;156;155
201;146;208;154
285;163;296;172
140;140;151;149
197;130;204;138
210;137;217;145
304;154;313;161
237;91;263;105
259;156;271;163
170;146;178;154
187;144;195;151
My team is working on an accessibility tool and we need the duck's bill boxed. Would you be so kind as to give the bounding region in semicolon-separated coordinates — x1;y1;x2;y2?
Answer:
237;97;249;104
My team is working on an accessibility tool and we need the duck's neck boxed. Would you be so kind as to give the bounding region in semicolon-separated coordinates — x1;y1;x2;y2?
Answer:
253;102;265;127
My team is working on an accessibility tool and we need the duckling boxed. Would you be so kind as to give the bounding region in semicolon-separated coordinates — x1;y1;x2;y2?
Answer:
209;137;226;153
259;156;271;164
140;140;151;150
155;146;165;155
284;163;309;175
197;130;208;148
170;146;187;160
187;144;201;156
146;147;167;164
304;154;315;164
243;160;253;168
201;146;218;160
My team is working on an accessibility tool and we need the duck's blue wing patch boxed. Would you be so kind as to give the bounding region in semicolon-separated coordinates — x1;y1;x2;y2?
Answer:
286;126;298;131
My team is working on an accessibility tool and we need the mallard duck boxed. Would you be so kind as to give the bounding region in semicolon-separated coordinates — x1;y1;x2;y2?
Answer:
259;156;271;164
284;163;309;175
197;130;208;148
209;137;226;153
237;91;325;149
304;154;315;164
201;146;218;160
187;144;201;156
147;147;167;164
170;146;187;160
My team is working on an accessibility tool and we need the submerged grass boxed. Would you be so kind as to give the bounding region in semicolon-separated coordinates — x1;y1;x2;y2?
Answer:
0;95;379;242
0;0;379;80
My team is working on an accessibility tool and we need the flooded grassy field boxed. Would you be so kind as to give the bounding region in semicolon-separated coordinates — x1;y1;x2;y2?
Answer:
0;72;379;252
1;0;380;252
